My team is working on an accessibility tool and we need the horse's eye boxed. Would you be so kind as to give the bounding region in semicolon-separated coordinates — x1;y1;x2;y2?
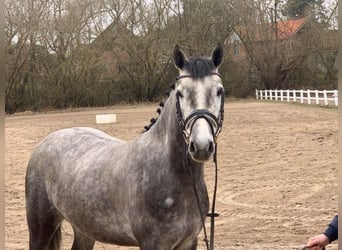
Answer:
217;88;224;96
177;90;183;98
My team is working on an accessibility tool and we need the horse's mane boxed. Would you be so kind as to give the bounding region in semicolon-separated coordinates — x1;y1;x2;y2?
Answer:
143;84;175;132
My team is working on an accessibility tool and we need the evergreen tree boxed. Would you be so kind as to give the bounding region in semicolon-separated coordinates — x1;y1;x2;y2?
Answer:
284;0;315;18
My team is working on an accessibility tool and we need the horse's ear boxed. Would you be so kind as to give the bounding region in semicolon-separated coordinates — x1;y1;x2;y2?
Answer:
173;45;188;70
210;43;224;68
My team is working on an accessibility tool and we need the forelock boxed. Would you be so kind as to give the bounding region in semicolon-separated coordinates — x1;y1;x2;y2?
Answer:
183;57;215;79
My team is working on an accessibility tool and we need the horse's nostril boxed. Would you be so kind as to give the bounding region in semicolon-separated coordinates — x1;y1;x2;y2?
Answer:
208;141;214;153
189;142;196;153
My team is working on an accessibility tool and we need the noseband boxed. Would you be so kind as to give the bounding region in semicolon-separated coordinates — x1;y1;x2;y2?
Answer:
175;72;225;144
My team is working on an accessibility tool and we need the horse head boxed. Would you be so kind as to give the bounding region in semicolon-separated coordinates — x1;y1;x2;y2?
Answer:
173;43;224;163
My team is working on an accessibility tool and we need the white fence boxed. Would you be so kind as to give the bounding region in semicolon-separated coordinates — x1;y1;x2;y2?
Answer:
256;89;338;106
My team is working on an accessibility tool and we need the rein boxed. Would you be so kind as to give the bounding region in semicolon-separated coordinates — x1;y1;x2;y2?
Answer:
188;147;219;250
175;73;224;250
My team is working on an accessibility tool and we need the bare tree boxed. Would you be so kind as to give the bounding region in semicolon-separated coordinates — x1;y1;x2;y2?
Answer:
228;0;337;91
5;0;51;112
5;0;108;112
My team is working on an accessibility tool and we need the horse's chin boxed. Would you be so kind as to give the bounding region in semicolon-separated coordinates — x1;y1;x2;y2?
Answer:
188;151;212;163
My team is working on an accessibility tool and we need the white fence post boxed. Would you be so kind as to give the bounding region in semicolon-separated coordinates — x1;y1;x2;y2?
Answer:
334;90;338;106
323;90;328;105
307;89;311;104
287;90;290;102
300;90;304;103
256;89;259;100
280;90;283;101
315;90;319;104
293;90;296;102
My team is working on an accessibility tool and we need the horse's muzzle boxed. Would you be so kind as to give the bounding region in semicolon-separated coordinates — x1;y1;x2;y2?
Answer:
188;137;215;162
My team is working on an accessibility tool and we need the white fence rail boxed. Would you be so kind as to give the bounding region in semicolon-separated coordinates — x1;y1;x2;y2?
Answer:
256;89;338;106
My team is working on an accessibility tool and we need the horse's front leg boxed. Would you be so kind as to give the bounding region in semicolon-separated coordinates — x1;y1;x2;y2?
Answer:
139;242;164;250
185;237;198;250
139;238;198;250
71;227;95;250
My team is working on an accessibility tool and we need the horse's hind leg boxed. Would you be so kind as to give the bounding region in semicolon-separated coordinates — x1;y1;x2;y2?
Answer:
26;199;63;250
71;227;95;250
26;172;63;250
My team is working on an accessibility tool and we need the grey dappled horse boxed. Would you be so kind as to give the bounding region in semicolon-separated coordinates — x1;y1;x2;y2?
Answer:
25;44;225;250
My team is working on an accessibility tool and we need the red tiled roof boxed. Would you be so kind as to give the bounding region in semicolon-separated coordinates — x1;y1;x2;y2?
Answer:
233;18;306;42
275;18;306;40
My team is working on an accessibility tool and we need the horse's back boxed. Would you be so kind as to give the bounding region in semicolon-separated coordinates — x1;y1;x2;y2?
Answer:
26;126;124;187
29;126;122;165
38;126;123;148
27;126;126;189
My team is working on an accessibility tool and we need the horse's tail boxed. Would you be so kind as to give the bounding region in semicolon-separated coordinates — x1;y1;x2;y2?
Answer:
50;225;62;250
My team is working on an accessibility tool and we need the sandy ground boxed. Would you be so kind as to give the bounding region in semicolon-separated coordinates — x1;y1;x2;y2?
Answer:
5;100;338;250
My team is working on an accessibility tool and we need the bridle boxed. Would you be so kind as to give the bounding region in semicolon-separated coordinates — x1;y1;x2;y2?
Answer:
175;72;225;145
175;72;224;250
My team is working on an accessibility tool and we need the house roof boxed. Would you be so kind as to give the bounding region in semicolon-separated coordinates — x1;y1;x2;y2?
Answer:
275;18;306;40
233;18;306;42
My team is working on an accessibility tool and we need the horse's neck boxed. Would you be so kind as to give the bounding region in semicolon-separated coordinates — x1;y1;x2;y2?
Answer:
151;92;184;149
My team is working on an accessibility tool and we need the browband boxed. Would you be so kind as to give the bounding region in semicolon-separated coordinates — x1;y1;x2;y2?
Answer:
176;72;221;81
